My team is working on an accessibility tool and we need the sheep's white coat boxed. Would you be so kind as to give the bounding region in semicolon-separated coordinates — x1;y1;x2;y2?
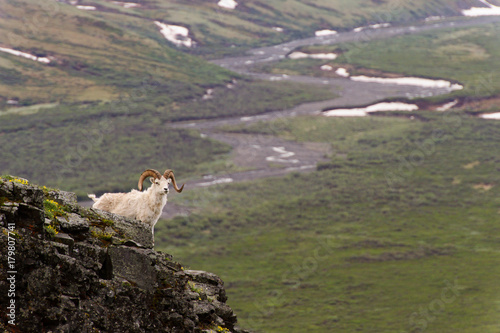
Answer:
89;177;171;233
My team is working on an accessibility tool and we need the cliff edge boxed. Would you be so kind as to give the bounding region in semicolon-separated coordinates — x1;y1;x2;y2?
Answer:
0;176;247;333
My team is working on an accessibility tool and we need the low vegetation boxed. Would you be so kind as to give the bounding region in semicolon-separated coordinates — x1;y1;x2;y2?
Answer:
156;112;500;332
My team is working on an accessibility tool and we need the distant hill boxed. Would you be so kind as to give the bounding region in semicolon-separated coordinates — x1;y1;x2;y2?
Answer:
0;0;235;106
79;0;475;58
0;0;476;107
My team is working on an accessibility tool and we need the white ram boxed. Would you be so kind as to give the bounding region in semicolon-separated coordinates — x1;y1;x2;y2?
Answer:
88;169;184;233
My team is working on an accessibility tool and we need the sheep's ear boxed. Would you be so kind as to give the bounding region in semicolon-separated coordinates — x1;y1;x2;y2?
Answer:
149;177;155;184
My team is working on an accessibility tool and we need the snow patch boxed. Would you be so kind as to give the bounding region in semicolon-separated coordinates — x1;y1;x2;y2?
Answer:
288;52;337;60
328;67;462;90
462;0;500;16
353;23;391;32
322;67;458;90
266;147;299;164
202;89;214;100
113;2;141;8
199;178;234;187
350;75;463;91
436;99;458;111
0;47;51;64
370;23;391;29
335;68;349;77
321;65;333;71
315;30;337;37
425;16;444;21
155;21;194;47
273;27;284;32
479;112;500;119
218;0;238;9
324;102;419;117
76;5;96;10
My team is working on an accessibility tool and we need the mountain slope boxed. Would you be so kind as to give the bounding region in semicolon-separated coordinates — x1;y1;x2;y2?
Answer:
89;0;479;57
0;0;484;107
0;0;234;106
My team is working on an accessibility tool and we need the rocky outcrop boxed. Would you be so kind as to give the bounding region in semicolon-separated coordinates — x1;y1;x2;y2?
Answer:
0;177;248;333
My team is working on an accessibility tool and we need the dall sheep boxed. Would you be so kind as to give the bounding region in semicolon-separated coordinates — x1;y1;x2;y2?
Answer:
88;169;184;233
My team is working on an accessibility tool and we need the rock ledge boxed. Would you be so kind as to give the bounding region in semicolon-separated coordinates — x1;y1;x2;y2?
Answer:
0;177;249;333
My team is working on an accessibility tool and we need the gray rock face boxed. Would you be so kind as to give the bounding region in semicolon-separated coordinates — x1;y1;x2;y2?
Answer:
46;189;78;207
57;213;90;232
0;177;247;332
108;245;160;291
0;180;45;233
94;209;155;249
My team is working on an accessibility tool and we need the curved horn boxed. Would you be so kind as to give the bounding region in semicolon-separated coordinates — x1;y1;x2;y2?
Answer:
163;169;184;193
138;169;162;191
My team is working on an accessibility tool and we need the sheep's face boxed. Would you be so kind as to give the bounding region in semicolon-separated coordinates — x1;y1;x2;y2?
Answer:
149;177;171;195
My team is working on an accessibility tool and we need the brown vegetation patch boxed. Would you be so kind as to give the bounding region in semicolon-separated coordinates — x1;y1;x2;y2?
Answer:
463;161;480;169
458;95;500;112
473;183;494;191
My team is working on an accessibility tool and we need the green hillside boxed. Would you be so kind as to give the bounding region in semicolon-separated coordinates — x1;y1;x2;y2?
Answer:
0;0;483;108
0;0;233;106
90;0;477;57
